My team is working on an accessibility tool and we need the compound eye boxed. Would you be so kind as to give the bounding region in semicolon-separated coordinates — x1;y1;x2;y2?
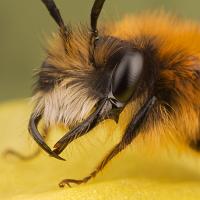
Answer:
111;51;144;103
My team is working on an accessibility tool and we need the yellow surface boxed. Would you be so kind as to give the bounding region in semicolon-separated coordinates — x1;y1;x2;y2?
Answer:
1;100;200;200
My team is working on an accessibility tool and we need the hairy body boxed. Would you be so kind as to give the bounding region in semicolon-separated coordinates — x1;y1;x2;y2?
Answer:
34;12;200;149
7;0;199;187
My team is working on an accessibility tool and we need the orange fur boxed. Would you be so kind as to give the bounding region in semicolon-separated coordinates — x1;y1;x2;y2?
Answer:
34;11;200;151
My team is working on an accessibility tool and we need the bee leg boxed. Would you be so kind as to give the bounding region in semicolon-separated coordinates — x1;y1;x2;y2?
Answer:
189;138;200;151
3;149;41;161
58;96;156;187
3;126;49;161
53;99;107;155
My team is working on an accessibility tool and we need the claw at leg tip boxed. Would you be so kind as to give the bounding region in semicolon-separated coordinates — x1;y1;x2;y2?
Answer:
49;153;65;161
59;181;71;188
59;183;65;188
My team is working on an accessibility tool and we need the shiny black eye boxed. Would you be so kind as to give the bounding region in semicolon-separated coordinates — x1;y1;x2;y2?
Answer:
111;51;144;103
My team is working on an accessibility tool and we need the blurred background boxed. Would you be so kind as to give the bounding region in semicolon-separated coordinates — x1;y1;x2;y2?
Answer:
1;0;200;102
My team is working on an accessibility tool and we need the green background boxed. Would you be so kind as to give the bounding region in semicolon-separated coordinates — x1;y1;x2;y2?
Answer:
1;0;200;102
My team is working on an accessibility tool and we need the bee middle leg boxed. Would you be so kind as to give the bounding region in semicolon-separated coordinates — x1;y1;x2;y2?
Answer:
59;96;156;187
59;141;125;187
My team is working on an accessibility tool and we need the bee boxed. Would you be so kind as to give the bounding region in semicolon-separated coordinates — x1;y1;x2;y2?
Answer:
10;0;200;187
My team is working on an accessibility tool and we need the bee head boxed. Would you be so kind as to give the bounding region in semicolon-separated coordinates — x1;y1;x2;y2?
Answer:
33;1;146;128
30;0;155;159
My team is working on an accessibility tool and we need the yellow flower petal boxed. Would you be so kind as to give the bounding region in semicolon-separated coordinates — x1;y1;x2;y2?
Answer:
1;100;200;200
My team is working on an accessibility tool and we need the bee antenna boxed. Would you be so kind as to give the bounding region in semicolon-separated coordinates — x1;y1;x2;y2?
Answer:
41;0;70;52
89;0;106;66
91;0;106;39
41;0;65;28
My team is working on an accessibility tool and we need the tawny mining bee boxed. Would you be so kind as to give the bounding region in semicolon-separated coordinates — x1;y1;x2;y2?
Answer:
8;0;200;187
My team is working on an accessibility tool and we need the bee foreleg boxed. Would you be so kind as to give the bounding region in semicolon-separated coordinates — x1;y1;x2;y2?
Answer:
58;96;157;187
53;99;107;155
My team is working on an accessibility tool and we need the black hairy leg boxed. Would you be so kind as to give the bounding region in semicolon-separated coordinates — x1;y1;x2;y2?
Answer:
53;99;107;155
3;126;49;161
59;96;157;187
190;138;200;151
4;149;41;161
